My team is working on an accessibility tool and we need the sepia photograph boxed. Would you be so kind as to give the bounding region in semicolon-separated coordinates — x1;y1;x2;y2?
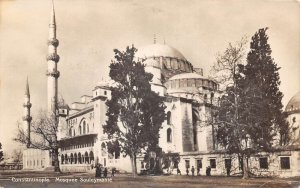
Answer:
0;0;299;187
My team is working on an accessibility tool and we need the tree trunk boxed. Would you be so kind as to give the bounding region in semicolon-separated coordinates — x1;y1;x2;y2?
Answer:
53;148;61;172
242;155;249;179
130;153;137;178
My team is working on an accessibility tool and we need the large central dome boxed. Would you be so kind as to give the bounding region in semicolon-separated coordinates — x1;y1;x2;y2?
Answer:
135;43;193;81
136;43;186;61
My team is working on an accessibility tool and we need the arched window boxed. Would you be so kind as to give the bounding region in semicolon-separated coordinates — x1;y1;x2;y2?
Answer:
69;128;72;137
87;124;89;133
90;151;94;164
85;152;89;164
167;111;171;125
73;129;75;136
83;121;86;134
74;153;77;164
167;128;172;142
64;154;68;164
61;155;64;164
210;93;214;104
78;153;82;164
79;125;82;135
101;143;107;157
204;94;207;103
70;153;74;164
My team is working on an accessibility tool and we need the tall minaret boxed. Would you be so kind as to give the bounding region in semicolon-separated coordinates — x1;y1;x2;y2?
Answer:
23;77;32;148
46;0;60;115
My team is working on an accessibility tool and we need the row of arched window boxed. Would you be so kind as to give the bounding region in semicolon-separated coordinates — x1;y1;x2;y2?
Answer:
61;151;94;165
69;119;93;137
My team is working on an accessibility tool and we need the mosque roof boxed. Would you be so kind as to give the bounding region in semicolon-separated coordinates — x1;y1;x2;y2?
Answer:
168;72;206;81
286;91;300;113
136;43;186;61
143;58;160;67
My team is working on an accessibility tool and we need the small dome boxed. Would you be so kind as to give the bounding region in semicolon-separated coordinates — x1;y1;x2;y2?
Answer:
136;43;186;61
169;72;205;81
286;91;300;112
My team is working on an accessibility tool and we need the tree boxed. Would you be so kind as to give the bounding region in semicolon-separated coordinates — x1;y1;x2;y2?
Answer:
12;149;23;164
0;142;3;162
210;36;248;91
210;37;250;178
214;28;289;179
161;152;180;174
14;110;61;172
240;28;289;149
104;46;166;177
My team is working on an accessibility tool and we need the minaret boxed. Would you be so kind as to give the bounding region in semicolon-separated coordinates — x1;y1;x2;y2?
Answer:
46;0;60;115
23;77;32;148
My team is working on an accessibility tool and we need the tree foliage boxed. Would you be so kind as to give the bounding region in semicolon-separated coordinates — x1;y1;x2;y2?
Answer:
12;149;23;164
214;28;289;178
14;110;61;172
239;28;289;147
104;46;166;177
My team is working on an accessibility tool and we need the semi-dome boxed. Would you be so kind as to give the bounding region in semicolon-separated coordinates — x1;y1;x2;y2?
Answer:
136;43;186;61
286;91;300;113
166;72;218;92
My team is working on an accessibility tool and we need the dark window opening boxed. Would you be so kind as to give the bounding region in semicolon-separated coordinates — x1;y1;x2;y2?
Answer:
167;111;171;125
259;157;268;169
210;159;216;169
185;160;190;169
197;159;202;169
280;157;290;169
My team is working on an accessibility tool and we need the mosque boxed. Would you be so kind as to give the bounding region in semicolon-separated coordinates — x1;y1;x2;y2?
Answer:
21;2;300;177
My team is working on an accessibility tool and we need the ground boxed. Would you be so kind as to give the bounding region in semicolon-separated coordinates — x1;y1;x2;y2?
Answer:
0;171;299;188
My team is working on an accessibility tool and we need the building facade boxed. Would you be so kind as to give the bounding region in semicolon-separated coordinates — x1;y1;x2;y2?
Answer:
22;2;300;177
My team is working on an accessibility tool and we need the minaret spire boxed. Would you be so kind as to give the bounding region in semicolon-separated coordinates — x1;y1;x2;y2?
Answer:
46;0;60;114
25;76;30;97
23;77;32;148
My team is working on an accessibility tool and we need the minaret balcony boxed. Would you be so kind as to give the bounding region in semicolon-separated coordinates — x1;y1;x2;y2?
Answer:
46;69;60;78
23;115;32;122
23;102;32;108
48;38;59;47
46;53;60;63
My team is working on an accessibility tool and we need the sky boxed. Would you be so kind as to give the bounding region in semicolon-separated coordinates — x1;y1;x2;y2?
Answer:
0;0;299;155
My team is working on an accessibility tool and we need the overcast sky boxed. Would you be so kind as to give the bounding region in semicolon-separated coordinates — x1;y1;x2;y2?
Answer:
0;0;299;154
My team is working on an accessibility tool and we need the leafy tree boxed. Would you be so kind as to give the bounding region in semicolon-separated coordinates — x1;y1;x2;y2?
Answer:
162;152;180;173
0;142;3;162
214;28;289;179
14;110;61;172
12;149;23;164
104;46;166;177
210;37;250;178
